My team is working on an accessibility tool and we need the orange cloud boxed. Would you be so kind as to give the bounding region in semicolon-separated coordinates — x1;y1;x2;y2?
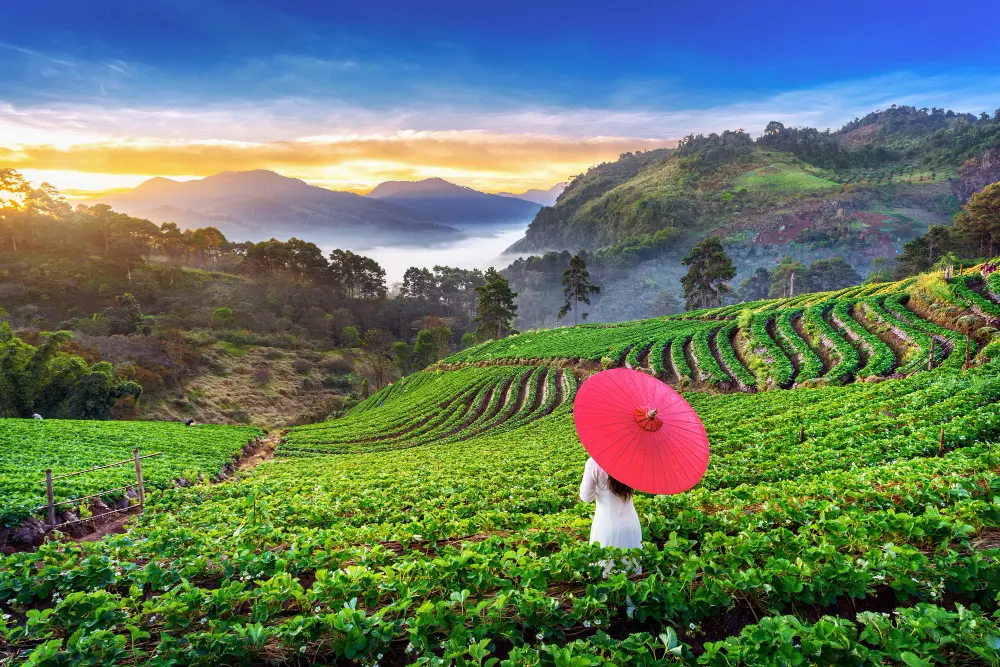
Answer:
0;132;675;195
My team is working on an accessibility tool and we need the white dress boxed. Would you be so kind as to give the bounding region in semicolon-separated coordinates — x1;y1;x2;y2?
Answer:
579;457;643;549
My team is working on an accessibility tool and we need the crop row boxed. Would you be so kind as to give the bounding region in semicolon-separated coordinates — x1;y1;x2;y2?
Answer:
0;420;261;528
829;299;896;377
952;274;1000;320
773;309;823;382
711;323;756;389
280;366;575;456
745;312;795;387
802;304;859;382
5;360;1000;664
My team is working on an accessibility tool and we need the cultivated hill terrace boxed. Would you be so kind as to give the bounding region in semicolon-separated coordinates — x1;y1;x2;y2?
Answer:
4;262;1000;664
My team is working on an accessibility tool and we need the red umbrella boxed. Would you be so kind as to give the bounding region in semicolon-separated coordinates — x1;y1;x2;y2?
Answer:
573;368;709;495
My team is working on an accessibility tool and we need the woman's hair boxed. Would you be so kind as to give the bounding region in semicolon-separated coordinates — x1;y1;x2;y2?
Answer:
608;475;633;501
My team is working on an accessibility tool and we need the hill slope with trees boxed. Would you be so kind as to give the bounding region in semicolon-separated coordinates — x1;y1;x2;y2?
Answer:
501;106;1000;329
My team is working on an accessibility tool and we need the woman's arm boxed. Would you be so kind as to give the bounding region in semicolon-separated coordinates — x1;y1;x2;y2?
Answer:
579;457;598;502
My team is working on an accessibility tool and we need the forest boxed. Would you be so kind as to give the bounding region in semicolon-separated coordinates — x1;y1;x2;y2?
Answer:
0;169;492;424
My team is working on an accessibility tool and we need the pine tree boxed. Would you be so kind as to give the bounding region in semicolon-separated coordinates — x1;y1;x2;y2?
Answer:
473;268;518;341
557;254;600;325
680;236;736;310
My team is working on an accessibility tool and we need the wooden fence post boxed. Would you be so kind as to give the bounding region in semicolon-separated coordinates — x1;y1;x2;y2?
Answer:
928;339;935;371
133;449;145;509
939;427;945;457
45;469;55;527
965;335;970;370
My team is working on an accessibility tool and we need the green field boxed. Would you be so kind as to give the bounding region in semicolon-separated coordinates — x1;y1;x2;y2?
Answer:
4;269;1000;665
730;164;839;193
0;420;261;527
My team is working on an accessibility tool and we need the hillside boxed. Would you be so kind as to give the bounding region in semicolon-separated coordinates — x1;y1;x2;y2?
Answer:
95;170;463;247
367;177;542;228
4;264;1000;663
508;107;1000;270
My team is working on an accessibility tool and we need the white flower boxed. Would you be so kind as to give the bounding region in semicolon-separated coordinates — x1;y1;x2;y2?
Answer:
406;643;414;653
582;620;591;628
1;614;9;621
200;617;207;624
377;654;383;660
300;646;307;653
536;632;544;639
689;623;696;630
594;619;601;626
314;606;321;613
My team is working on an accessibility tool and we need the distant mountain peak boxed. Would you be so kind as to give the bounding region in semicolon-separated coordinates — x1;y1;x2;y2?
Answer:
366;177;542;228
89;169;463;247
496;182;567;207
367;177;475;199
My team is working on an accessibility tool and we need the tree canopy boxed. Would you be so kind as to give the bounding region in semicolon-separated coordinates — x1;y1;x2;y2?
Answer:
558;254;600;325
681;236;736;310
474;269;518;341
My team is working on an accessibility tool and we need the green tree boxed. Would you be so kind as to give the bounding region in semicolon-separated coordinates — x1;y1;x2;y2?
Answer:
0;324;140;418
801;257;861;293
360;328;396;390
649;290;682;316
413;326;452;369
768;257;807;298
341;325;360;347
680;236;736;310
400;267;436;301
65;363;142;420
953;181;1000;257
557;254;600;325
328;249;387;300
102;293;145;336
865;256;893;284
473;268;518;341
460;332;478;349
894;226;954;278
392;340;411;374
736;267;771;302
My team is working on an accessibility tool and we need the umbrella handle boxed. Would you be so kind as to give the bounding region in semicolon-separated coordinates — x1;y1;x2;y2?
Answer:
634;407;662;432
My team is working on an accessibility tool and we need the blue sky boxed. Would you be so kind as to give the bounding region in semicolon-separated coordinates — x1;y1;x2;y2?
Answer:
1;0;999;195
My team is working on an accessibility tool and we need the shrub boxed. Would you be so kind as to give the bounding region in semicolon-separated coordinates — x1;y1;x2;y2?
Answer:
73;315;110;337
321;356;353;374
341;326;360;347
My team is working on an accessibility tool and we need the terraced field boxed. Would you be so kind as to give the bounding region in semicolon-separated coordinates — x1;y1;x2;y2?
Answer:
448;271;994;391
4;266;1000;665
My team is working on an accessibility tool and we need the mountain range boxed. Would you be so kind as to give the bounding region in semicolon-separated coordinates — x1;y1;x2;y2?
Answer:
366;177;542;228
94;172;563;247
95;170;462;247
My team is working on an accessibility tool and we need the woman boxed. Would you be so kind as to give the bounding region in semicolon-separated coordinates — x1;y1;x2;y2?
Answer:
579;457;642;573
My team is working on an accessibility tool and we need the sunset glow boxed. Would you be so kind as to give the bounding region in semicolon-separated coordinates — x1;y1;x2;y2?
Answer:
3;131;671;197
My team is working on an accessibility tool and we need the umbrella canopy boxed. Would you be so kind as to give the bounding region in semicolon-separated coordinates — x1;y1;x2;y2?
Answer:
573;368;709;495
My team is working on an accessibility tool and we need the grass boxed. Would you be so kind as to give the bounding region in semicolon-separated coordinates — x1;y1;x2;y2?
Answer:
216;341;249;357
731;163;839;193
